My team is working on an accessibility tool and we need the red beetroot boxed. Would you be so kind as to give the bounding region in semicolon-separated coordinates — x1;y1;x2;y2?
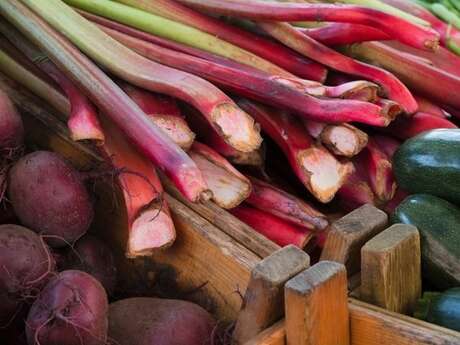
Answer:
7;151;94;248
0;88;23;152
230;205;314;248
238;100;354;203
0;224;55;326
108;297;216;345
25;270;108;345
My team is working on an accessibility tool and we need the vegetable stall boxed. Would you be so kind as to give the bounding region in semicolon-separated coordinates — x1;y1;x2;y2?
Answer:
0;0;460;344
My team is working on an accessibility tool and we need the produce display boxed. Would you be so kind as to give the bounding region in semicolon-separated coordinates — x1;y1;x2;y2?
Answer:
0;0;460;342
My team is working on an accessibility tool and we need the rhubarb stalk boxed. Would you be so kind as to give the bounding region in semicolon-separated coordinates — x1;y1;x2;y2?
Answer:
0;21;104;142
372;134;400;158
114;0;328;82
176;0;439;51
230;205;314;248
189;142;251;209
1;0;209;202
100;25;390;125
414;95;447;118
262;22;417;113
245;175;328;230
238;99;354;203
120;83;195;150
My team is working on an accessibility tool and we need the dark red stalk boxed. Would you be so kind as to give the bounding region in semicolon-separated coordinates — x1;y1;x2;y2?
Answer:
237;99;354;203
189;142;251;209
102;26;391;126
0;0;209;202
414;94;448;118
300;23;389;46
383;188;409;214
372;134;400;159
345;41;460;110
0;20;104;142
185;107;264;166
383;112;457;140
116;0;328;82
120;83;195;150
443;105;460;120
230;205;314;248
246;175;328;230
381;0;460;50
262;22;417;113
176;0;439;51
363;138;396;202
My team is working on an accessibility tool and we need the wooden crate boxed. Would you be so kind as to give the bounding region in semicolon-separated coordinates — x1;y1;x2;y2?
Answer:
4;77;460;344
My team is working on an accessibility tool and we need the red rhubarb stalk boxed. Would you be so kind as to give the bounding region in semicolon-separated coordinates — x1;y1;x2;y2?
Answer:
262;22;417;113
115;0;328;82
238;99;354;203
0;20;104;142
1;0;209;202
230;205;314;248
372;134;400;158
100;118;176;257
101;25;392;126
176;0;439;51
120;83;195;150
383;112;457;140
300;23;389;46
346;41;460;110
246;175;328;230
383;188;409;214
443;105;460;120
414;94;448;118
189;142;251;209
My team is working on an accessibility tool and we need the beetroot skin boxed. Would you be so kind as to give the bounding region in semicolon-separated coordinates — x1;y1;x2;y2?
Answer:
8;151;94;247
109;297;216;345
0;224;55;326
26;270;108;345
65;235;117;295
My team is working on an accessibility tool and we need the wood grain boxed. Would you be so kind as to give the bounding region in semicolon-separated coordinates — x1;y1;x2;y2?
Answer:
234;245;310;343
285;261;349;345
361;224;421;314
244;321;286;345
321;204;388;275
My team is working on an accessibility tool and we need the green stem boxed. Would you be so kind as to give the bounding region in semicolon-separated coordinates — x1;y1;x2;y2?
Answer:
431;3;460;29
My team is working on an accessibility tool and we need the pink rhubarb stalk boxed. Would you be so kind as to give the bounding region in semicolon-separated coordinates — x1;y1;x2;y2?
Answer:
120;83;195;150
238;99;354;203
230;205;314;248
101;25;391;126
1;0;209;202
246;175;328;230
189;142;251;209
115;0;328;82
300;23;389;46
176;0;439;51
414;95;447;118
262;22;417;113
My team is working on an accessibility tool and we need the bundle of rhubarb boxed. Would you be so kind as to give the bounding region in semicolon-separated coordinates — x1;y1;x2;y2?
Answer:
0;0;459;256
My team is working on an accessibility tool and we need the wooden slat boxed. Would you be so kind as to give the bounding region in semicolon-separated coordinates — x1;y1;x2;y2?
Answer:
285;261;349;345
161;176;280;258
321;204;388;275
361;224;421;314
244;321;286;345
234;245;310;343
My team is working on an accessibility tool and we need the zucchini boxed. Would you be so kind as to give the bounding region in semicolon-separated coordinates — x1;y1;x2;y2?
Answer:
393;194;460;289
415;288;460;332
393;129;460;205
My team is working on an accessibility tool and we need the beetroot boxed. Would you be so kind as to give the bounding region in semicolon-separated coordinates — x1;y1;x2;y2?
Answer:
65;235;117;295
26;270;108;345
0;224;55;326
0;89;23;152
108;297;216;345
7;151;94;248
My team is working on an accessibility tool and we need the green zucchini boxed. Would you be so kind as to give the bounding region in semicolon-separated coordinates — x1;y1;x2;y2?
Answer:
392;194;460;289
415;288;460;332
393;129;460;205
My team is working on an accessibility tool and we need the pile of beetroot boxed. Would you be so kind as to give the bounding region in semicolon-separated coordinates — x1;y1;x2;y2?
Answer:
0;92;216;345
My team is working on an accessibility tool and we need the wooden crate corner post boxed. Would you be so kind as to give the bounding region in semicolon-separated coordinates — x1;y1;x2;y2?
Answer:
285;261;350;345
360;223;421;314
234;245;311;344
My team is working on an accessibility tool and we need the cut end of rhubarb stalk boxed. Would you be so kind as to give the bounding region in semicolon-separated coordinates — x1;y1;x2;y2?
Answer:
321;124;368;158
298;147;354;203
378;99;404;124
213;103;262;153
149;115;196;151
127;207;176;258
328;80;379;102
373;159;397;202
68;110;105;142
